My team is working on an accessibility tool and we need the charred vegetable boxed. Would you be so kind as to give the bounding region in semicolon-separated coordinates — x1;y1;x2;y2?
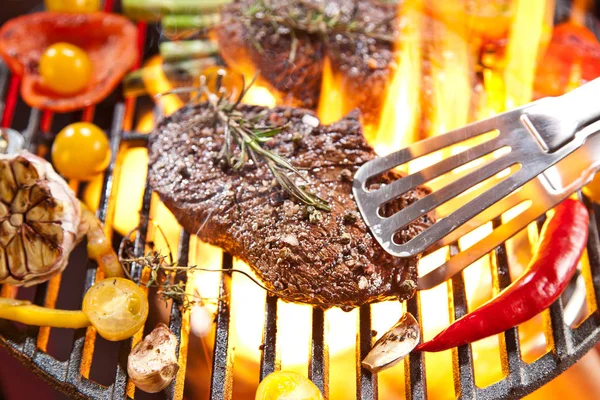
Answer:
0;151;122;285
0;12;137;112
417;199;589;352
0;151;84;285
128;323;179;393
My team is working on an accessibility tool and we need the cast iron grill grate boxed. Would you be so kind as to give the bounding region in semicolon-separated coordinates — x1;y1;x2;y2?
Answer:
1;1;600;399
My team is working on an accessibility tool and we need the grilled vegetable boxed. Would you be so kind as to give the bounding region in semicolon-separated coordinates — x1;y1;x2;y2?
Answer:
123;58;217;97
51;122;111;181
128;323;179;393
535;22;600;99
256;371;323;400
161;14;221;39
159;40;219;62
0;12;137;112
40;43;92;95
417;199;589;352
83;278;149;341
0;298;90;328
0;279;147;341
83;206;124;278
44;0;101;12
0;151;84;286
123;0;232;21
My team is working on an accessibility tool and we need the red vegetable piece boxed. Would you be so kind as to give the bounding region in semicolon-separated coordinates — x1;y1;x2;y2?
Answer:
534;22;600;98
0;12;137;113
417;198;589;352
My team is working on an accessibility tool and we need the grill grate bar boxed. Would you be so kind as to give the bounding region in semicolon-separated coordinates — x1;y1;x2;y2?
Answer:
492;217;523;383
167;230;191;398
356;305;377;399
259;295;278;380
405;295;427;400
0;20;186;400
0;61;9;118
309;308;328;398
583;196;600;308
209;253;234;400
448;244;476;399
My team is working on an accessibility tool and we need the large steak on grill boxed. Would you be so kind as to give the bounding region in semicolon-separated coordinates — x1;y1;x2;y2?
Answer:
148;104;432;309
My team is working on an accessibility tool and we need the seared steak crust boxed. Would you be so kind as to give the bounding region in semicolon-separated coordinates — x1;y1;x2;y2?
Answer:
215;0;396;118
148;104;432;309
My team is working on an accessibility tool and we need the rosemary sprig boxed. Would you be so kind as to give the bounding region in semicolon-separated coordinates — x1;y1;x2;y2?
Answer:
242;0;396;44
159;73;331;211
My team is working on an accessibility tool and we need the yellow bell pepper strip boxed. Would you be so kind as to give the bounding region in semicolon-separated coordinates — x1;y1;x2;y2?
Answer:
82;206;124;278
0;298;90;328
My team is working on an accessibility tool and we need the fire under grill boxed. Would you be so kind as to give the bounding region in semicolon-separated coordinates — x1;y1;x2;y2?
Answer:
2;1;600;400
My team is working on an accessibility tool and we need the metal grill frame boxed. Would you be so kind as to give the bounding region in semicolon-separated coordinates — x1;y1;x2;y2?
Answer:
2;1;600;399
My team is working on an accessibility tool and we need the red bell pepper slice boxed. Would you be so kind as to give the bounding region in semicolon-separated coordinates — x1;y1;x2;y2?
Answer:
0;12;137;113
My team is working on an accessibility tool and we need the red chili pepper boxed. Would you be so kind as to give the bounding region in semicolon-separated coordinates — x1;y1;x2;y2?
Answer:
417;199;589;352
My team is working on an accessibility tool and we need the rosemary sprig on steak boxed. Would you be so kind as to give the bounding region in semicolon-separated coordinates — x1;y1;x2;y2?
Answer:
159;73;330;211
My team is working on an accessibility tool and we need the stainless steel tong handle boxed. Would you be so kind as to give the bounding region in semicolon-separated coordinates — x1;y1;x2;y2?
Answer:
525;77;600;152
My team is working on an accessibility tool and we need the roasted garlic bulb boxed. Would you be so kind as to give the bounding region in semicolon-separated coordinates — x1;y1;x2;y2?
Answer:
0;151;85;286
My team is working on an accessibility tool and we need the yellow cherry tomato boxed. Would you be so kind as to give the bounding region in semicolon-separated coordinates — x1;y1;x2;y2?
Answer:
584;172;600;203
256;371;324;400
45;0;100;12
39;43;92;95
83;278;149;341
52;122;111;181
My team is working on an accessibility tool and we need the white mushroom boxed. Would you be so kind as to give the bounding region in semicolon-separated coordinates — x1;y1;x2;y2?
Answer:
0;151;85;286
127;323;180;393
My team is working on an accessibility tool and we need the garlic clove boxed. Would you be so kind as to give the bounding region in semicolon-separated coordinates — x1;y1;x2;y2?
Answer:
361;312;421;373
0;202;8;218
0;246;7;281
29;221;64;244
11;186;32;213
0;160;17;204
0;220;17;247
127;323;179;393
6;234;27;278
11;156;40;186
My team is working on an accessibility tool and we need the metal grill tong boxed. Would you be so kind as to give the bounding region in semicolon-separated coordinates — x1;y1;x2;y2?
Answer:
353;78;600;290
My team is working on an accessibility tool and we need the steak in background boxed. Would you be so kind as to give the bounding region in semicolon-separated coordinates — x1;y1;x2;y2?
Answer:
215;0;396;124
148;104;432;309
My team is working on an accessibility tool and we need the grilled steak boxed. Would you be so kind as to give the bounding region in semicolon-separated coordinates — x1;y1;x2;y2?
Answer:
215;0;396;123
148;104;432;309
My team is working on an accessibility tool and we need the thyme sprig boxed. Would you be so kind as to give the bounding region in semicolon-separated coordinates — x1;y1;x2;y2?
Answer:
242;0;396;44
119;250;294;310
159;73;330;211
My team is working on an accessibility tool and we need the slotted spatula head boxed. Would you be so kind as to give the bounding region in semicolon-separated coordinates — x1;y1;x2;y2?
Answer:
353;77;600;264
